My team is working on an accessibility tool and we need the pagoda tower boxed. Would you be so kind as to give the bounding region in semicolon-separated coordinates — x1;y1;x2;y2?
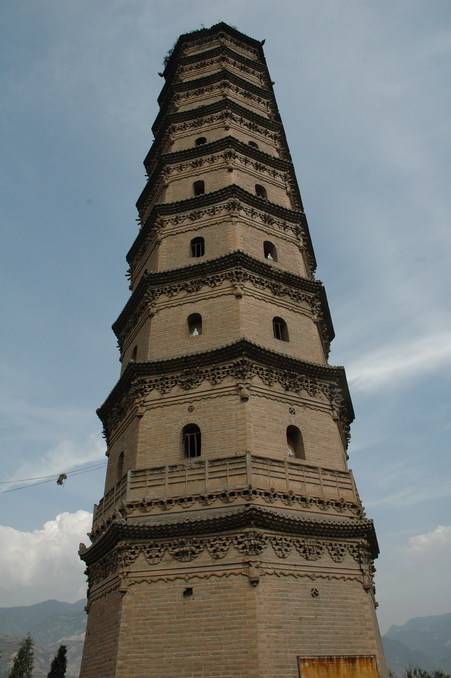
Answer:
79;23;387;678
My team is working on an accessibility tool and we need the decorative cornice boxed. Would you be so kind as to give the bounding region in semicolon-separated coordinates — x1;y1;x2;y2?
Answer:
137;138;300;217
163;23;264;81
147;99;284;169
97;339;353;441
158;44;267;106
115;251;333;352
131;185;316;274
153;68;276;138
136;183;302;225
81;505;378;566
144;134;291;182
87;532;375;591
92;487;363;543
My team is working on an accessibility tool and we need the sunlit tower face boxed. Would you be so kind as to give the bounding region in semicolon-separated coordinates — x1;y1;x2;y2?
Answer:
79;23;387;678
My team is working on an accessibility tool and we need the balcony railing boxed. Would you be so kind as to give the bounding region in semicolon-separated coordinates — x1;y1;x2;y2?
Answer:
93;453;358;527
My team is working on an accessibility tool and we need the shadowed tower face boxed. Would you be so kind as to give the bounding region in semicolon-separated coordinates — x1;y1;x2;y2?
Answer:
79;23;388;678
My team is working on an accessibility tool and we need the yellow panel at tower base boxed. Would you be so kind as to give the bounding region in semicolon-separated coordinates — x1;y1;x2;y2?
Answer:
299;655;378;678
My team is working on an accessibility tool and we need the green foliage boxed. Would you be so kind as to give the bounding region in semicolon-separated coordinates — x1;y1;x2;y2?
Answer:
389;669;450;678
8;635;33;678
47;645;67;678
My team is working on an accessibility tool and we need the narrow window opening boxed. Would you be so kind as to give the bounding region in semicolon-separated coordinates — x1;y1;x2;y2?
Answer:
116;452;124;481
190;237;205;258
255;184;267;199
273;317;289;341
183;587;193;598
193;180;205;196
131;346;137;361
195;137;207;146
182;424;201;458
263;241;277;262
248;141;259;149
286;426;305;459
188;313;202;336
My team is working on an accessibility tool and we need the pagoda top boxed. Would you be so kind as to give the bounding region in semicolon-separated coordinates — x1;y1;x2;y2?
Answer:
163;22;265;77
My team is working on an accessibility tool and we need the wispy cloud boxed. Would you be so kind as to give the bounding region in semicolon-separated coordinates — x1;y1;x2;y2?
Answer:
347;331;451;392
6;433;106;487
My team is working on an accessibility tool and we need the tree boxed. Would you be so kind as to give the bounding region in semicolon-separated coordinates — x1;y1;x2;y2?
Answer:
47;645;67;678
389;670;450;678
8;635;33;678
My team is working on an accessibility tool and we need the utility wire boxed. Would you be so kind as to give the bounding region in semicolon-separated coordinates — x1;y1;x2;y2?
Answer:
1;462;107;494
0;462;106;485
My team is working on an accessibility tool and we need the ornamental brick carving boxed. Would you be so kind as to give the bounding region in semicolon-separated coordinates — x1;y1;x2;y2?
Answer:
116;267;330;353
295;539;324;561
86;532;373;587
100;357;347;444
178;54;266;85
134;197;305;257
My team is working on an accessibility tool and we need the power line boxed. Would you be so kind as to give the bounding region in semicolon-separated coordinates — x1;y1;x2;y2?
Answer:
0;462;107;494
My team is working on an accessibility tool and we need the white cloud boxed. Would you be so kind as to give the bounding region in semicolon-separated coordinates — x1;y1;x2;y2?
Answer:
376;525;451;632
407;524;451;554
347;331;451;392
0;511;92;607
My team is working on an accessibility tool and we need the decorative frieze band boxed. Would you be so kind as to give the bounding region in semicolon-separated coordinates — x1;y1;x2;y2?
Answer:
134;197;304;264
168;108;281;144
172;80;273;115
146;103;285;175
87;531;373;587
139;149;294;217
177;54;266;85
91;487;362;542
101;355;347;444
160;149;287;182
181;31;260;61
116;267;329;354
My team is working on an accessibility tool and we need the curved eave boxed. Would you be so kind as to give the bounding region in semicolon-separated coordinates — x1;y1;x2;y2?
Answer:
97;338;354;423
158;43;267;106
162;22;264;81
153;68;274;137
80;504;378;564
114;250;334;343
141;134;292;192
131;184;316;270
147;99;282;163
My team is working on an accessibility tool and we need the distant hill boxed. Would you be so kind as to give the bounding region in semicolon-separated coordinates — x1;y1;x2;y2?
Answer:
383;612;451;676
0;600;86;677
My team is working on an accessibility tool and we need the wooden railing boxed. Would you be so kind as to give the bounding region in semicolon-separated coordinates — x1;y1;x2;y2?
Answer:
93;453;358;525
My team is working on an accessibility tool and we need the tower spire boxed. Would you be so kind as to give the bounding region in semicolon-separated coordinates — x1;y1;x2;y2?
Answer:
79;23;387;678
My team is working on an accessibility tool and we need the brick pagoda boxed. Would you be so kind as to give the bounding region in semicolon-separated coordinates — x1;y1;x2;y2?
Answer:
79;22;387;678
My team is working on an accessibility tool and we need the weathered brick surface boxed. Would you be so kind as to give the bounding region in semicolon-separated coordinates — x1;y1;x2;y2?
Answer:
82;544;386;677
80;23;387;678
79;591;122;677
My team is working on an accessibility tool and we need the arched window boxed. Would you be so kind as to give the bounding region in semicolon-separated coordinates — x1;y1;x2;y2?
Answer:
263;241;277;262
188;313;202;336
116;452;124;481
131;346;137;361
286;426;305;459
190;237;205;258
182;424;201;458
273;317;289;341
195;137;207;146
193;180;205;196
255;184;267;199
248;141;259;149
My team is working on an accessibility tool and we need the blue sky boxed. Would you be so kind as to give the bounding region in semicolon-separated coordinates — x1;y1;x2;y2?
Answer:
1;0;450;633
